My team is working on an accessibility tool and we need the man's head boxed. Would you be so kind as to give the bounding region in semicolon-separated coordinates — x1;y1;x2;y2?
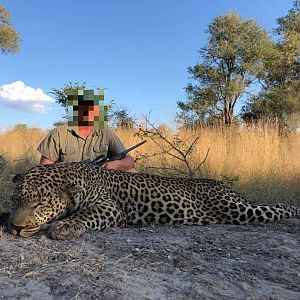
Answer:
67;89;109;128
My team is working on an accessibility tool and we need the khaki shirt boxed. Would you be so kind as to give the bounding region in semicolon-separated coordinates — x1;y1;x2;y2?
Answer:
37;125;126;163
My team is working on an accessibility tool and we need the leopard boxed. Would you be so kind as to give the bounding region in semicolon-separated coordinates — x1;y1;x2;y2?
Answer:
9;161;300;240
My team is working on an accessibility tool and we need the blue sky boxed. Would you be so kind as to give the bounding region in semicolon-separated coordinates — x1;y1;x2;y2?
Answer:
0;0;294;130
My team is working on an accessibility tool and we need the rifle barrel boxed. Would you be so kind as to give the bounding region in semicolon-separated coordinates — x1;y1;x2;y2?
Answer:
122;140;147;154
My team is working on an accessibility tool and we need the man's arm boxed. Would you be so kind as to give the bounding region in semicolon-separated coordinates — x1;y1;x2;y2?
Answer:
105;128;137;173
40;155;55;165
37;127;60;164
104;154;136;172
41;152;136;172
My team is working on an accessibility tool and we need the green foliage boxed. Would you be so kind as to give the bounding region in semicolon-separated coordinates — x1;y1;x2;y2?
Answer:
110;103;136;128
276;0;300;35
266;0;299;86
0;4;21;54
50;82;87;119
241;84;300;123
178;13;272;127
241;1;300;124
13;124;28;131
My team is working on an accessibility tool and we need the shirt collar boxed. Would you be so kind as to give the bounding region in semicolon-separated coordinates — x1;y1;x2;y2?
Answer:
67;126;102;137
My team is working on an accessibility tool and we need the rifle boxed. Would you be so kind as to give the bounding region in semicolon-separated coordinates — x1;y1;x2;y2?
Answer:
93;140;147;166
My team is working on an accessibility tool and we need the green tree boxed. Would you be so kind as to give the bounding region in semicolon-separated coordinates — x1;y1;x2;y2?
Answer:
241;85;299;122
0;4;21;54
241;1;300;123
110;104;136;128
277;0;300;36
13;123;28;131
178;13;273;127
50;82;87;118
265;0;299;87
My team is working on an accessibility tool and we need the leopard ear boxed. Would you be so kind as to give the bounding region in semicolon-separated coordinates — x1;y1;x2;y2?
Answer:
63;186;84;196
59;186;84;203
11;174;25;183
66;186;84;195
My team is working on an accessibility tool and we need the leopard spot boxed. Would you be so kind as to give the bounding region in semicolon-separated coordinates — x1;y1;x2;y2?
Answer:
158;213;171;224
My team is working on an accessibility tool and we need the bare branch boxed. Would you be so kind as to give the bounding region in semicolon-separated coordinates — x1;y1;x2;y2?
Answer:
184;137;200;158
194;148;211;174
135;114;210;178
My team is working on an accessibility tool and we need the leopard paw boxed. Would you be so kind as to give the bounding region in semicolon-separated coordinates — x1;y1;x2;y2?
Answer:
49;221;86;240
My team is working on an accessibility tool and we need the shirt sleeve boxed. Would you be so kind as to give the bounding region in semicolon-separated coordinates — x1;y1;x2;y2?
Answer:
107;128;126;158
37;128;60;162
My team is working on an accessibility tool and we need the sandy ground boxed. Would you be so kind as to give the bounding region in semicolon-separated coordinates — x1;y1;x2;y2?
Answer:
0;218;299;300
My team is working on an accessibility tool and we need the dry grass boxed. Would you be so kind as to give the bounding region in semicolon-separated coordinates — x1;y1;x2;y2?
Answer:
0;124;300;210
0;127;44;162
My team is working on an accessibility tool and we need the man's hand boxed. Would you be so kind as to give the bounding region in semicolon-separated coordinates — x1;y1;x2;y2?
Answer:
104;154;136;173
40;155;55;165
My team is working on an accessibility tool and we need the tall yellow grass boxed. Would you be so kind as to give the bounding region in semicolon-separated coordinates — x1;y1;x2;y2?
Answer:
0;128;45;161
116;127;300;179
0;125;299;205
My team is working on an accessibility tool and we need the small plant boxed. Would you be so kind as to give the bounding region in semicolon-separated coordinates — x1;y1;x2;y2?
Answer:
134;114;210;178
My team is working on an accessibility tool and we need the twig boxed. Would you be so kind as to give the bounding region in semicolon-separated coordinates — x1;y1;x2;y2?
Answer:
136;114;210;178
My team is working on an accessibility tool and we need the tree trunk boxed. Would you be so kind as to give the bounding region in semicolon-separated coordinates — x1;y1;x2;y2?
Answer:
223;108;234;126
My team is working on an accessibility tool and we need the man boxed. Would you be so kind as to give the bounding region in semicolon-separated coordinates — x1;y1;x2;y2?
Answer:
37;89;136;172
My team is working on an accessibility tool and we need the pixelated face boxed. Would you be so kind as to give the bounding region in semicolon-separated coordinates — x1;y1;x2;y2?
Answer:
77;105;99;122
67;89;109;128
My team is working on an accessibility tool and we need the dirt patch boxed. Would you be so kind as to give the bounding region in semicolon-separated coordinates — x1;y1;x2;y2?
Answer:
0;220;300;300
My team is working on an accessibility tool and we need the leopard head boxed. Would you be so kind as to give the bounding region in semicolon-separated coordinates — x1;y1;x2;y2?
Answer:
10;164;83;237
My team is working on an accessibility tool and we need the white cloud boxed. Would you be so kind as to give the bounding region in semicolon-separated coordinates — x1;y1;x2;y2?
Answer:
0;81;54;113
